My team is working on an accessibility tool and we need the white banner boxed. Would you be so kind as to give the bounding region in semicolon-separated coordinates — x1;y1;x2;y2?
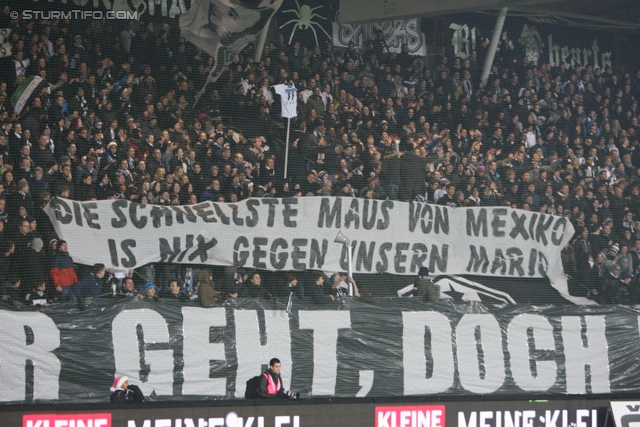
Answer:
44;197;572;284
332;11;426;57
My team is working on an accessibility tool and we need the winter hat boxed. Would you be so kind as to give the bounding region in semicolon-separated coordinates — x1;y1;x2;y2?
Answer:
17;179;28;191
32;238;43;251
610;244;620;254
144;282;157;292
110;375;128;392
34;167;43;174
622;272;633;280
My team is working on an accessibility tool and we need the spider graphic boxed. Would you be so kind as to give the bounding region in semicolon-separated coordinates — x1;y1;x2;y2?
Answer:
279;0;331;46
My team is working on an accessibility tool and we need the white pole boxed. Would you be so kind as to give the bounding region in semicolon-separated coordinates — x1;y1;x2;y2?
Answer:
347;244;353;296
284;117;291;179
481;7;509;87
254;18;271;63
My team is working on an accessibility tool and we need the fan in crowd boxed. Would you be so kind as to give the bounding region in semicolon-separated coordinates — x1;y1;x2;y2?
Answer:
0;15;638;306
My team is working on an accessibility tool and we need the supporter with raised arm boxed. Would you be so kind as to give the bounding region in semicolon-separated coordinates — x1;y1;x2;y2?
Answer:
329;273;360;298
306;273;335;305
72;263;106;299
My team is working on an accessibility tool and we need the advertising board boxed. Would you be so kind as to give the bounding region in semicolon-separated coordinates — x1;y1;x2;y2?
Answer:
8;397;613;427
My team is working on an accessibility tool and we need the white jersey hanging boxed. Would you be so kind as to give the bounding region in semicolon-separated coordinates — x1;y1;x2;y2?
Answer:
274;84;298;118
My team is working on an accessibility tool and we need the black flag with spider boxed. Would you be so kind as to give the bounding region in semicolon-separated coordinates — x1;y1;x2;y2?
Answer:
279;0;331;46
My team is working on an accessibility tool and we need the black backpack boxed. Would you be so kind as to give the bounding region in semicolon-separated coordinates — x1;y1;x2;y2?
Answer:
244;374;263;399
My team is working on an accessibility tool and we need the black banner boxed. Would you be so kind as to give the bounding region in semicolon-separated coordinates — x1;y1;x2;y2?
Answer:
1;298;639;404
446;14;616;69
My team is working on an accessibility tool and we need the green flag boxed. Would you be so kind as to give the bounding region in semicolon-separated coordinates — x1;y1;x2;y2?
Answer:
11;75;43;115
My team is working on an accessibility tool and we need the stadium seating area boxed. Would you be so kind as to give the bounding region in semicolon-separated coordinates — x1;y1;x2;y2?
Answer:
0;8;639;306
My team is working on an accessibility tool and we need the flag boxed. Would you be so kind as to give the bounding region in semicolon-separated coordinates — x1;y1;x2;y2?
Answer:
179;0;283;83
11;75;43;115
0;28;12;58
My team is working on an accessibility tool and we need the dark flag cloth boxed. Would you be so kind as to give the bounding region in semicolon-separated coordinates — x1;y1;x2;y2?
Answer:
179;0;283;83
355;273;589;305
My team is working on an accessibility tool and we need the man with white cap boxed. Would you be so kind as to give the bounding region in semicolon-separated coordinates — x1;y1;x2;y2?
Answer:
110;375;144;402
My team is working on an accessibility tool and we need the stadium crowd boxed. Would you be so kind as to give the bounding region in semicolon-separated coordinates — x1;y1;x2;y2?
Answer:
0;9;639;305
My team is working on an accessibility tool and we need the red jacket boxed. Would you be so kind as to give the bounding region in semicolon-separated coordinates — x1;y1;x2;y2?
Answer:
50;251;78;287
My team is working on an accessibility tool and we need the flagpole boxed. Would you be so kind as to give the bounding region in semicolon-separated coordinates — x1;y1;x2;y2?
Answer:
284;117;291;179
254;18;271;62
192;80;209;109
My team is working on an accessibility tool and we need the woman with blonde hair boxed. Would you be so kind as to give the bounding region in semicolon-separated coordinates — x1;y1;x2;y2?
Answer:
153;167;166;182
173;166;185;180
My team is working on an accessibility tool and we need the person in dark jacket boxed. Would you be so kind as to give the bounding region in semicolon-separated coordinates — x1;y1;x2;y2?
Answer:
1;274;23;304
117;276;141;299
159;278;189;302
274;274;305;300
25;281;51;306
23;238;49;292
239;272;268;298
601;264;629;304
258;358;296;399
398;144;429;201
306;274;335;305
72;263;106;298
110;375;144;402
